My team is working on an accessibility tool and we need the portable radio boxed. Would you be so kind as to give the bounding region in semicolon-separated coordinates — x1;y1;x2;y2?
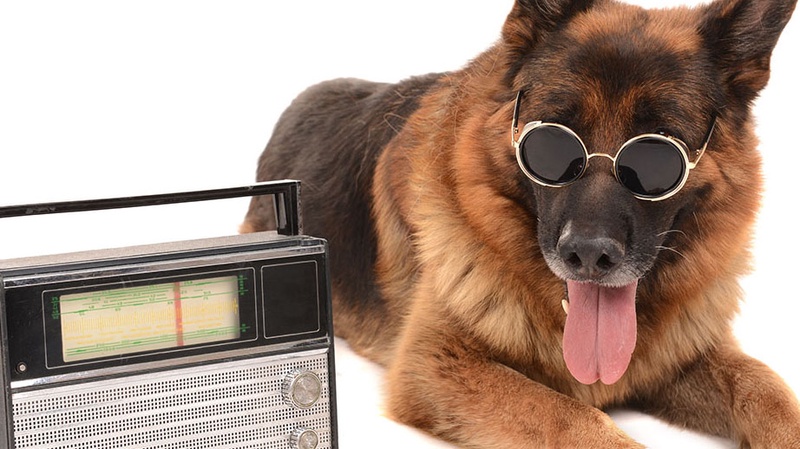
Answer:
0;181;337;449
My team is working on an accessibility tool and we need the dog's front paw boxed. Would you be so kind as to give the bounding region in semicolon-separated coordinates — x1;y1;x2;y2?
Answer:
736;388;800;449
742;424;800;449
552;409;645;449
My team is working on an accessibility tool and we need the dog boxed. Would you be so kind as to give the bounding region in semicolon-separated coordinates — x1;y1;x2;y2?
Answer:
242;0;799;446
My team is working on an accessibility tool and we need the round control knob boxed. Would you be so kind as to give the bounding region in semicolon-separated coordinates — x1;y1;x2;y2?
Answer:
290;427;319;449
282;368;322;409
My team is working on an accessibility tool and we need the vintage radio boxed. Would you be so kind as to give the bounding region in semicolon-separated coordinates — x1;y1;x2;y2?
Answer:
0;181;337;449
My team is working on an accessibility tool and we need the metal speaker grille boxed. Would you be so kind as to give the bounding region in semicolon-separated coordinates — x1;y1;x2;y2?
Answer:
11;350;333;449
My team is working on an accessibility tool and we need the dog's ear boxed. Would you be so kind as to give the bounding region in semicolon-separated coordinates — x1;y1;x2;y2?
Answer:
700;0;797;104
501;0;596;84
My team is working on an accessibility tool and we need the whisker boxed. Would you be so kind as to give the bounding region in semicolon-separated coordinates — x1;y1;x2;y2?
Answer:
656;245;686;260
657;229;687;238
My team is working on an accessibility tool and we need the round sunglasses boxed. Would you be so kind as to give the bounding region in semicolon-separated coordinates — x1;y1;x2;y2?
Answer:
511;91;717;201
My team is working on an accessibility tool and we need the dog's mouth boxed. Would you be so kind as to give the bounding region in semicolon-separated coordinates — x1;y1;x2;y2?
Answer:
561;280;638;386
539;221;655;385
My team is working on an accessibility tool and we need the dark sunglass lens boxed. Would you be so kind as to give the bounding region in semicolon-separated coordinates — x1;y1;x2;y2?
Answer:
616;138;686;198
519;125;585;185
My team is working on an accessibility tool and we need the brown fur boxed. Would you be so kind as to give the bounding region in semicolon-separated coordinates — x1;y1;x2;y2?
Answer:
243;0;799;447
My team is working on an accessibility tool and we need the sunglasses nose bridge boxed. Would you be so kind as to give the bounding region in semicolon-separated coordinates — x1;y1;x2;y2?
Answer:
585;152;617;179
586;152;616;163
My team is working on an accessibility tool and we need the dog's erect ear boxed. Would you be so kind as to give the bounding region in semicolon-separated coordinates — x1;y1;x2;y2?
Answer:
700;0;797;104
501;0;596;84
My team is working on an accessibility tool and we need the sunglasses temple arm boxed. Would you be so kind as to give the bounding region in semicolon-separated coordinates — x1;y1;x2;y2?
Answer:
511;91;523;146
689;114;718;169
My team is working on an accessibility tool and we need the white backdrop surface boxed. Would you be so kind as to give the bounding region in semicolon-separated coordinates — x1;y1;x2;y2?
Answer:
0;1;798;448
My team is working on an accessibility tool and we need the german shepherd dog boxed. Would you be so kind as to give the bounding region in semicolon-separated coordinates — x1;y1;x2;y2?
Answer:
242;0;799;446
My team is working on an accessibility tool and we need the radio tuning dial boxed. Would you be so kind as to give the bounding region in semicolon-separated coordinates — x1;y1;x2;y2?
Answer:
290;427;319;449
282;367;322;409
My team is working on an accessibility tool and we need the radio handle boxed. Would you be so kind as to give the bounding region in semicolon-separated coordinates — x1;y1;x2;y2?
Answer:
0;180;302;236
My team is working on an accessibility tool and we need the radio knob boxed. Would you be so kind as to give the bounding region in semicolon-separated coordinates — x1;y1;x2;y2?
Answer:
282;368;322;409
290;427;319;449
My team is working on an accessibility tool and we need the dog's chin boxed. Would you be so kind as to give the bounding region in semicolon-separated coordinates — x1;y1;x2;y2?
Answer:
543;252;645;385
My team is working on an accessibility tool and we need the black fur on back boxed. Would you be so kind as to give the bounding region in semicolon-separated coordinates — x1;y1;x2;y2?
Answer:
244;74;443;315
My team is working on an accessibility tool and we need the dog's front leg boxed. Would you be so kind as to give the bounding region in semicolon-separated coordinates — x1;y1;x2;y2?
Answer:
632;341;800;448
384;315;642;448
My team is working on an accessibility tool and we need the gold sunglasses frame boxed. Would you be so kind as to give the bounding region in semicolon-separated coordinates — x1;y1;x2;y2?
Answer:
510;91;717;202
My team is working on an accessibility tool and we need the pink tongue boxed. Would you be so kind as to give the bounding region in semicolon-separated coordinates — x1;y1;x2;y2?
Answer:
563;280;638;385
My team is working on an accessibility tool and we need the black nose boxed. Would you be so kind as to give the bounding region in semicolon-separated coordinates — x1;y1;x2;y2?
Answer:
557;231;625;281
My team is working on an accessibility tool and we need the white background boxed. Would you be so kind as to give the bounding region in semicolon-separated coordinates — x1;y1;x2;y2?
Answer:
0;1;797;448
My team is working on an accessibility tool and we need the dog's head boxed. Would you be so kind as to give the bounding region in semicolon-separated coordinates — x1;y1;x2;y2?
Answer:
495;0;795;384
